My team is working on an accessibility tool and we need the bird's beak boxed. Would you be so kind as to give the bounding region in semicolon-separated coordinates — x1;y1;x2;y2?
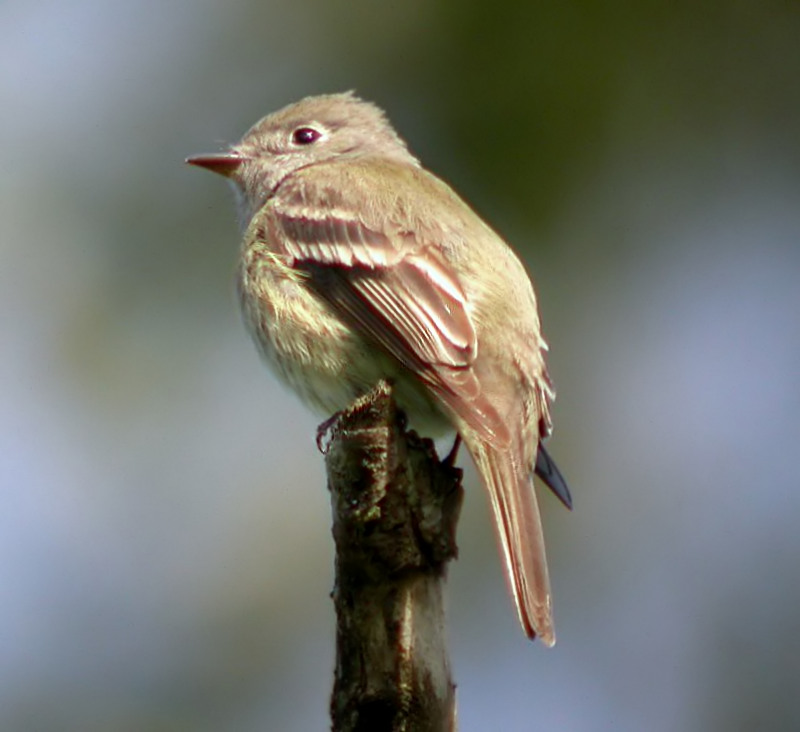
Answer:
185;151;246;178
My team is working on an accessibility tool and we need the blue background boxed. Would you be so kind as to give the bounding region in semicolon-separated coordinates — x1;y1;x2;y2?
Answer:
2;1;799;729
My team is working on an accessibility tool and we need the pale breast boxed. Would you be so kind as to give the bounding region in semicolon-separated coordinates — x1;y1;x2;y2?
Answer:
237;241;451;434
237;242;361;413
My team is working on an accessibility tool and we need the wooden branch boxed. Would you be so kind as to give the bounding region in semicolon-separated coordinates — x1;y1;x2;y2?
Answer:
324;381;463;732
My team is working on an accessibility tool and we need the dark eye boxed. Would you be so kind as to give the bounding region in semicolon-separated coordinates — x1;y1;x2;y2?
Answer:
292;127;322;145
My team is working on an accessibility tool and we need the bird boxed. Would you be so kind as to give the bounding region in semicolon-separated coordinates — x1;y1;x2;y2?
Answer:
187;92;571;645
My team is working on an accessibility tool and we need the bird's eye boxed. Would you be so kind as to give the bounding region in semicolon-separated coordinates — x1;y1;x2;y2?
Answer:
292;127;322;145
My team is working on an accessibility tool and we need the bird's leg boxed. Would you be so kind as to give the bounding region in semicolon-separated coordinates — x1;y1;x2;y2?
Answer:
395;406;408;432
443;434;463;468
316;411;343;454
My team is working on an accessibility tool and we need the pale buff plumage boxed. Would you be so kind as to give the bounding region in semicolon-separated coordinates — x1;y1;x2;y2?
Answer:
187;92;571;644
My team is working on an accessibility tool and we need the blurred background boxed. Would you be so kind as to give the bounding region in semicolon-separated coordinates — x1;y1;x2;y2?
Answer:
2;1;799;729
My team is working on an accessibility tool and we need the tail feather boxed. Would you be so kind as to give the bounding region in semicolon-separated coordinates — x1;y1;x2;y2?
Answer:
467;435;555;646
535;443;572;510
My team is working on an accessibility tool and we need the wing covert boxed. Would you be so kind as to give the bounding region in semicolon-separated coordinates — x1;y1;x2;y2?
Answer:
261;166;511;446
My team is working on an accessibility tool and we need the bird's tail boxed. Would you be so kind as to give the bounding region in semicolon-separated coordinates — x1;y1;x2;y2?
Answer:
466;435;555;645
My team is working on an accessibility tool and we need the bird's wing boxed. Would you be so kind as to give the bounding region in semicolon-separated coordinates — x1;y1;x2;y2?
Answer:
259;161;511;446
259;159;561;644
535;444;572;510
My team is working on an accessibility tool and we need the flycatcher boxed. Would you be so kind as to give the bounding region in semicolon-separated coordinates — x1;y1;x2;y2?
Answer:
187;92;571;645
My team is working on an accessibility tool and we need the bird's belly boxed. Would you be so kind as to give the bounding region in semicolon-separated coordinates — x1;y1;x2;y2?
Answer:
238;247;450;433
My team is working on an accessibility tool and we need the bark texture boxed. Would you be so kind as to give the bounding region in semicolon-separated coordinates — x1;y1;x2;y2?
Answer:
325;381;462;732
